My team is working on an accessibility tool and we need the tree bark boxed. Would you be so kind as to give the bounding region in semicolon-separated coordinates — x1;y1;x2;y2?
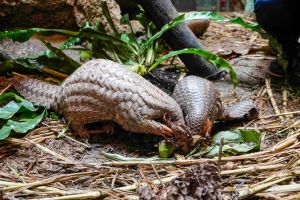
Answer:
137;0;224;79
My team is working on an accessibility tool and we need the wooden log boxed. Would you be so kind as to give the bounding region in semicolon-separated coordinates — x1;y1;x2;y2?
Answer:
137;0;224;79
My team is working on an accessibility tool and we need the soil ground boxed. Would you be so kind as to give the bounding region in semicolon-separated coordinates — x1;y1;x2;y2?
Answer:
1;13;300;199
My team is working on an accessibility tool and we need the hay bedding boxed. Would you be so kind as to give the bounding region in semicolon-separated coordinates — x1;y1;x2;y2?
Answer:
2;14;300;199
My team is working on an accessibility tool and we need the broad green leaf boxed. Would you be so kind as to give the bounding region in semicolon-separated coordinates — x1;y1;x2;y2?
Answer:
0;92;37;119
205;143;257;157
0;101;27;119
0;109;46;140
0;126;11;140
201;129;261;157
150;48;237;86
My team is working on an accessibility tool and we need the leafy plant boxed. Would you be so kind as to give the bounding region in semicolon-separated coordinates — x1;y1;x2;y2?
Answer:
0;92;46;140
0;8;242;83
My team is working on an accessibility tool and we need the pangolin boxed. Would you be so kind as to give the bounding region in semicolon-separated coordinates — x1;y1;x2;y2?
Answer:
11;59;190;151
173;75;258;143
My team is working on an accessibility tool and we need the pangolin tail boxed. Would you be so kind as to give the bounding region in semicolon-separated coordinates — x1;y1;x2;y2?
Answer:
221;99;258;121
10;76;60;110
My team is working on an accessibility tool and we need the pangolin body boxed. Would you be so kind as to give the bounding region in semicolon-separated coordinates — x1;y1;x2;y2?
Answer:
11;59;189;150
173;75;258;137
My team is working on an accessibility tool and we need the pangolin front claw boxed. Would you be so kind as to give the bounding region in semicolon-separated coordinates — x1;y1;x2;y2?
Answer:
161;125;173;137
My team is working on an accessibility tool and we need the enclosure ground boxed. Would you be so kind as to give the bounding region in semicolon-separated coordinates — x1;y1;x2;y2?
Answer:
1;13;300;199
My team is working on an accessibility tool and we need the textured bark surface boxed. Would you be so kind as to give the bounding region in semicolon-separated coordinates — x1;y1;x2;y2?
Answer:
137;0;224;79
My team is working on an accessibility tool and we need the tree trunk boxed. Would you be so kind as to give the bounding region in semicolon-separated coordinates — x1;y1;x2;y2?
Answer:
137;0;224;79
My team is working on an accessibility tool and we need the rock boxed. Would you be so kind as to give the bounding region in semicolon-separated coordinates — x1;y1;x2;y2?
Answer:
187;20;210;37
74;0;128;33
0;0;77;30
0;0;127;33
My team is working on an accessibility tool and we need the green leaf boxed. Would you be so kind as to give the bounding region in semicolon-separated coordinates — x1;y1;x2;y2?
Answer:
158;140;176;158
202;129;261;157
0;92;37;120
150;48;238;86
41;40;80;70
120;14;130;25
0;93;46;140
80;50;92;62
50;112;60;120
59;37;81;50
0;28;127;47
0;109;46;140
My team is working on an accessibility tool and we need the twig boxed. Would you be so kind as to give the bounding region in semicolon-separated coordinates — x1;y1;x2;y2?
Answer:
116;175;178;192
64;136;90;148
266;121;300;139
42;67;68;79
111;171;118;189
221;164;285;176
0;84;12;95
25;139;74;163
151;163;165;188
282;79;293;120
32;191;104;200
2;172;98;192
218;138;224;176
265;78;284;120
238;176;292;198
139;168;158;192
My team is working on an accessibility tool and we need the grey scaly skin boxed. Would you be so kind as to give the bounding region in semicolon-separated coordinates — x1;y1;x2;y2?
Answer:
173;75;258;138
11;59;190;152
